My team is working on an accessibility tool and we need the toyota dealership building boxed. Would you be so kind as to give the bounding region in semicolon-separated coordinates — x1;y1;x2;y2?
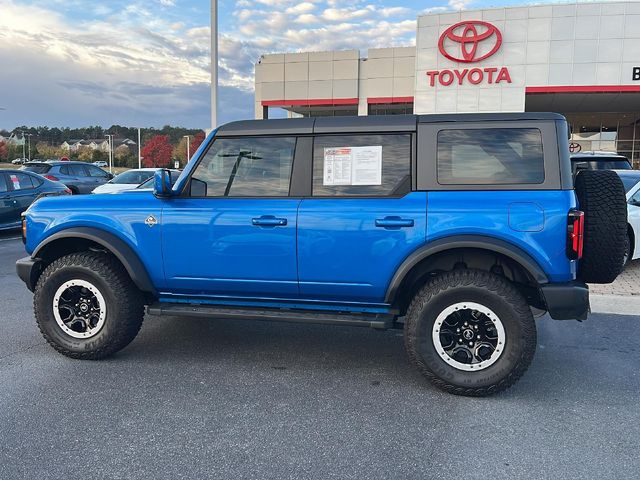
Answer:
254;1;640;163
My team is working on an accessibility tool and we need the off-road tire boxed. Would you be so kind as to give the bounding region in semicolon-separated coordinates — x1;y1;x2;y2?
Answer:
574;170;627;283
34;251;144;359
404;269;536;396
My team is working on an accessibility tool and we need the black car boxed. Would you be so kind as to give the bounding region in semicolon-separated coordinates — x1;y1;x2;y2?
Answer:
21;161;113;194
570;151;632;174
0;170;70;230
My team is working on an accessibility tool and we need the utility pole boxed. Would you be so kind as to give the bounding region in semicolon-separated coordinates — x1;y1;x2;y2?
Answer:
211;0;218;130
105;134;113;173
26;134;33;161
138;128;142;169
21;132;25;159
183;135;191;164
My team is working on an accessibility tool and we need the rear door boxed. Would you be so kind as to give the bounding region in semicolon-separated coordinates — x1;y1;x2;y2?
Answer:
5;172;39;225
297;133;426;304
0;174;13;227
161;135;301;299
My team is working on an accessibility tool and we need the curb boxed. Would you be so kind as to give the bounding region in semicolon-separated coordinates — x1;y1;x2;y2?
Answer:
590;294;640;316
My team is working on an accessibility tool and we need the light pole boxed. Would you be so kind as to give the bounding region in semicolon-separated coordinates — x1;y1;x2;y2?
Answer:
20;132;25;159
183;135;191;163
137;128;142;169
26;134;33;161
211;0;218;130
104;134;113;173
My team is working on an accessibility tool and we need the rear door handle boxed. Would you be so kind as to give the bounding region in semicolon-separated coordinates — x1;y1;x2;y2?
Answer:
252;215;288;227
375;216;414;228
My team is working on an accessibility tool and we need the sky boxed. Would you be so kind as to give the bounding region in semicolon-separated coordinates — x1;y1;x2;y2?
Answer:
0;0;603;130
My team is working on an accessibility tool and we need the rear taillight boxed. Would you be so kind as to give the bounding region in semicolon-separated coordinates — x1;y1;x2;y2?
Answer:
44;174;59;181
567;210;585;260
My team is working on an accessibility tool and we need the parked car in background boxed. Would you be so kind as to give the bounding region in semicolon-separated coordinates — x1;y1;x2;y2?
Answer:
0;170;70;230
135;169;182;191
92;168;161;194
615;170;640;265
93;161;108;167
571;151;632;174
11;158;28;165
21;161;112;194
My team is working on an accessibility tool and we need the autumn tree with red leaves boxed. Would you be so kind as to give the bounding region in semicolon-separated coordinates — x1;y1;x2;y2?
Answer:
190;131;206;154
141;135;172;168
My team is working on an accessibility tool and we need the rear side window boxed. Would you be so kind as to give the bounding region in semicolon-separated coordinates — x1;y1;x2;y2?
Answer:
437;128;544;185
190;136;296;197
313;134;411;196
70;165;88;176
8;173;36;191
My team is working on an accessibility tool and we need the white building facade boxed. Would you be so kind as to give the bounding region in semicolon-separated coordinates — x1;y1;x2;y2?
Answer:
254;1;640;163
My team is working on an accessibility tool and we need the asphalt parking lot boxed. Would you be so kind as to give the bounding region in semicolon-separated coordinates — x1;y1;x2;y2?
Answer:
1;231;639;479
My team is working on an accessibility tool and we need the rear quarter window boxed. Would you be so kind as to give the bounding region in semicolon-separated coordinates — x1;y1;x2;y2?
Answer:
437;128;545;185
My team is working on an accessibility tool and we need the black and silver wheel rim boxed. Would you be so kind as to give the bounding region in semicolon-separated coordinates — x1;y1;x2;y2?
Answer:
53;279;107;339
432;302;506;371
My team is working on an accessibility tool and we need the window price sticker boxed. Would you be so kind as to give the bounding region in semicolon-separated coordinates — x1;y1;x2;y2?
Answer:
323;146;382;186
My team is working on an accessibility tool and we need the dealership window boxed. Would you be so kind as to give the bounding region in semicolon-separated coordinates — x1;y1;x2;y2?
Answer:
190;136;296;197
312;134;411;196
437;128;545;185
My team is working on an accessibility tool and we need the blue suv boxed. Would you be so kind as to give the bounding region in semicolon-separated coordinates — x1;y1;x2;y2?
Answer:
16;113;627;396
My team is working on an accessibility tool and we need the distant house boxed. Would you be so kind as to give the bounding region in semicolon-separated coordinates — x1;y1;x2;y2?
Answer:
61;138;136;153
0;133;25;146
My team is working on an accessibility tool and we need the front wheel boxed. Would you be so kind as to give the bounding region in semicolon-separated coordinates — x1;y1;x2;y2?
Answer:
404;270;537;396
34;252;145;359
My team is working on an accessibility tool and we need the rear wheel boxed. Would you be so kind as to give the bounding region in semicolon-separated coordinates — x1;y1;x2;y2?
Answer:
404;270;536;396
34;252;144;359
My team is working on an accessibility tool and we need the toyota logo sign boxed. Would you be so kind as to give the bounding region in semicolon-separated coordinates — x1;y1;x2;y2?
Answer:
438;20;502;63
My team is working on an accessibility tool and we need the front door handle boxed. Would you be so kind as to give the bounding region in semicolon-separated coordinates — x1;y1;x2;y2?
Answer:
375;216;414;229
252;215;288;227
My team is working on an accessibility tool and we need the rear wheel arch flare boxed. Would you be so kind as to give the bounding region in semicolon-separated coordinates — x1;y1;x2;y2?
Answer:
385;236;549;308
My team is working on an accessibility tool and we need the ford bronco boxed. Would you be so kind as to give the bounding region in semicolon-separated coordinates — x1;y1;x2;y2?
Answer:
16;113;627;396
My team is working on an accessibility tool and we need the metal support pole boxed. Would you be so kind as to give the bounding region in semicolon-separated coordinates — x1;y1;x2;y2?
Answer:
138;128;142;169
211;0;218;130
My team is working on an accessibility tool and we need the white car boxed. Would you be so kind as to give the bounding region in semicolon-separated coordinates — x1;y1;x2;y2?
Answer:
615;170;640;265
93;161;108;167
92;168;159;194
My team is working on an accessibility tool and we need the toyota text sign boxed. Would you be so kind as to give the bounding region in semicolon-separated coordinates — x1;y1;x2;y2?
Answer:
426;20;511;87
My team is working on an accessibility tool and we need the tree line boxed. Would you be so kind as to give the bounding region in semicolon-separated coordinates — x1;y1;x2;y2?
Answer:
0;125;207;169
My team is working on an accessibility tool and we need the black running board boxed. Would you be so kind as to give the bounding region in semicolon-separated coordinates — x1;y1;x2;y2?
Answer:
147;302;394;329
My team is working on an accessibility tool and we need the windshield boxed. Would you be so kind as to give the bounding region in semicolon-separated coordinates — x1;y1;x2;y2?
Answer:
112;170;155;185
21;164;51;174
619;176;640;193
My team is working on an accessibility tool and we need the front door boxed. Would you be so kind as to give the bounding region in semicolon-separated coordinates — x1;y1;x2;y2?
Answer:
5;172;39;226
297;133;426;304
0;174;13;227
161;135;300;299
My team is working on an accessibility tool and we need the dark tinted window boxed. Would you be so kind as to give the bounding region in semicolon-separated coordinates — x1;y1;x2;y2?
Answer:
7;173;35;191
59;165;70;175
0;174;7;193
22;164;51;174
572;160;632;171
437;128;544;185
313;134;411;196
191;137;295;197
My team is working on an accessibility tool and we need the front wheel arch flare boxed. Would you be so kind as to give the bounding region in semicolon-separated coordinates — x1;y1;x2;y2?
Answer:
33;227;156;295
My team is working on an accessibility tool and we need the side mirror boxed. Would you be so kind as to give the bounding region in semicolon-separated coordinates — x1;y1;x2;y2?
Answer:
153;169;173;198
107;173;115;180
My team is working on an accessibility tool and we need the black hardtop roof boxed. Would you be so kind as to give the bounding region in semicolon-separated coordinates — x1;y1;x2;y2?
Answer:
215;113;565;137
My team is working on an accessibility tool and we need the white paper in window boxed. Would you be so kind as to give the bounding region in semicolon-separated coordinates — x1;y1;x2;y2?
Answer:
323;146;382;186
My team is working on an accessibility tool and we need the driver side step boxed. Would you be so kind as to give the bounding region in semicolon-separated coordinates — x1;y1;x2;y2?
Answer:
147;303;395;329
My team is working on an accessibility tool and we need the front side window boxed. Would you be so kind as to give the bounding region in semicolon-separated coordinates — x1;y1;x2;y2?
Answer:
69;165;88;177
87;166;109;178
190;137;296;197
437;128;545;185
313;134;411;196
